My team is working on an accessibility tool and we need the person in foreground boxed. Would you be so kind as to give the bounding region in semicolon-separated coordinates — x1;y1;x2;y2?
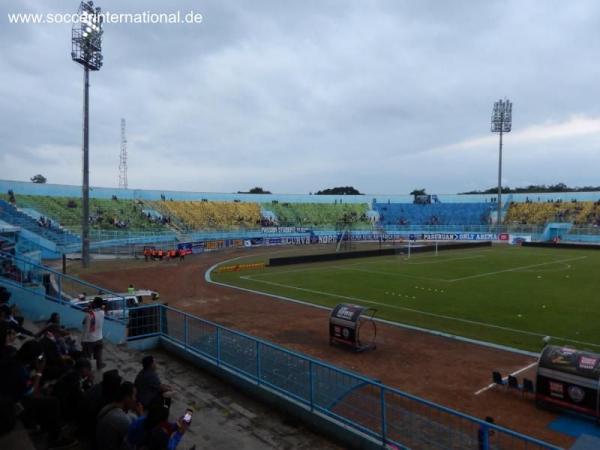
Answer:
126;397;189;450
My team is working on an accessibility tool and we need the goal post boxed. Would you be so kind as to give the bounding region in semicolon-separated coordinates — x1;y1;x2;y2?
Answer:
335;229;345;253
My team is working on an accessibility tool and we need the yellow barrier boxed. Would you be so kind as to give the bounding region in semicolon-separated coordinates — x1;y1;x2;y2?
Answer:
217;262;266;273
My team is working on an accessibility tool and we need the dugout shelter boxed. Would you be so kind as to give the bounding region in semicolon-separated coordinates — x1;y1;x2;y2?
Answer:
536;345;600;419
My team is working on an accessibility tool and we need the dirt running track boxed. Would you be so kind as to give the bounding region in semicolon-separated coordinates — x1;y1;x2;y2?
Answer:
81;248;573;448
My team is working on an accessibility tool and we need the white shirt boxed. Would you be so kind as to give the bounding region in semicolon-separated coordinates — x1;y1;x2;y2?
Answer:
82;309;105;342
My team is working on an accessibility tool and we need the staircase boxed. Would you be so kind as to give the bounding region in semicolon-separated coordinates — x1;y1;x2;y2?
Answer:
541;222;573;241
0;200;79;249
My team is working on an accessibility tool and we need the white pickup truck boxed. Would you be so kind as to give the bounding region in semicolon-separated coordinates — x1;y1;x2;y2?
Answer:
72;289;160;319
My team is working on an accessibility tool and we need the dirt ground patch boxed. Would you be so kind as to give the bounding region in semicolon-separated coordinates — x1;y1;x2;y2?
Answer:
80;247;573;448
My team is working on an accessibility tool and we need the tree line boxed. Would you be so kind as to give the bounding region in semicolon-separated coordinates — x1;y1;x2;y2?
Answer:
459;183;600;194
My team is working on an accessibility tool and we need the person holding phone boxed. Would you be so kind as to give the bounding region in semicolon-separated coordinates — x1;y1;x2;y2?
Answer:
182;409;193;425
126;399;190;450
96;381;141;450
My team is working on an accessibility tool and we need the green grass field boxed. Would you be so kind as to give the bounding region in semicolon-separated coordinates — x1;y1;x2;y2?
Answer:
211;245;600;352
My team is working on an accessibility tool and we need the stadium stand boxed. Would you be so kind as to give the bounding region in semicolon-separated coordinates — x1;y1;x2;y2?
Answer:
264;202;370;226
504;200;600;225
373;202;492;226
5;194;169;232
0;199;79;245
152;200;262;230
6;180;600;237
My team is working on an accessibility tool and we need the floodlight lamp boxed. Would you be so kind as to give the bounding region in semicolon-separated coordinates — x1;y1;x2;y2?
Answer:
71;1;103;71
491;98;512;133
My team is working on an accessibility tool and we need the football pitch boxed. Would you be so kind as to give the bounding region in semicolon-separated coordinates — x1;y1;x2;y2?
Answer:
210;245;600;352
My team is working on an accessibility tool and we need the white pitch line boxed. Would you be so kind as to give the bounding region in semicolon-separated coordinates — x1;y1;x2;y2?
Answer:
405;254;486;265
333;265;449;283
347;251;492;267
517;263;572;273
240;276;600;348
474;361;538;395
446;256;587;282
250;265;336;278
246;254;481;281
251;252;485;281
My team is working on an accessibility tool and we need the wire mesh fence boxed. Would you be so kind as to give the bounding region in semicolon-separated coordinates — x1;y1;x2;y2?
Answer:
0;248;562;450
147;305;562;450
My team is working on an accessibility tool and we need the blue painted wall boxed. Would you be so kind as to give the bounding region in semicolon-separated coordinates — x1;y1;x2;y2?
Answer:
6;178;599;205
0;281;127;344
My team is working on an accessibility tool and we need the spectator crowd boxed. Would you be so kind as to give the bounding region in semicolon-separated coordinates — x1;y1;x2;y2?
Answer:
0;288;190;450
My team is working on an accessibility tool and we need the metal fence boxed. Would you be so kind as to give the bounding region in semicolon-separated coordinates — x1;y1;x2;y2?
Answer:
16;222;600;255
0;250;129;321
0;248;562;449
128;304;562;450
66;224;544;254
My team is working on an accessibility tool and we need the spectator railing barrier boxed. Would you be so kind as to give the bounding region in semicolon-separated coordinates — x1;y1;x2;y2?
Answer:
128;303;562;450
67;223;600;252
0;235;39;257
0;248;562;449
0;250;129;321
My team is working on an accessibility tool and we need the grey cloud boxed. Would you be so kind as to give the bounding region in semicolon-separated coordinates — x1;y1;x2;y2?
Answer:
1;0;600;194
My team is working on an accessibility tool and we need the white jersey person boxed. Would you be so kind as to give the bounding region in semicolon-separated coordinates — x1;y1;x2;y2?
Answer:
82;297;105;370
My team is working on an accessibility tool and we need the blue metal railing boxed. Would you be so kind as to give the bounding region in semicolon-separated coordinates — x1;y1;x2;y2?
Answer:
10;219;600;254
0;249;563;449
0;250;129;321
128;303;562;450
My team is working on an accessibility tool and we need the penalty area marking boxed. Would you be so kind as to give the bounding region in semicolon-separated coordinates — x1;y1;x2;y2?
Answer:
332;265;449;283
343;252;490;267
331;255;585;284
404;254;486;265
239;275;600;349
515;263;573;273
474;361;538;395
445;256;587;282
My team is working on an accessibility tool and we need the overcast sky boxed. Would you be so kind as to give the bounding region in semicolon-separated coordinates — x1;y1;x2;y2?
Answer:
1;0;600;195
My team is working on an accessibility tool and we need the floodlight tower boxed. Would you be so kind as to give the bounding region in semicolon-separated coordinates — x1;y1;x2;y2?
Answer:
491;98;512;230
119;119;128;189
71;1;104;267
